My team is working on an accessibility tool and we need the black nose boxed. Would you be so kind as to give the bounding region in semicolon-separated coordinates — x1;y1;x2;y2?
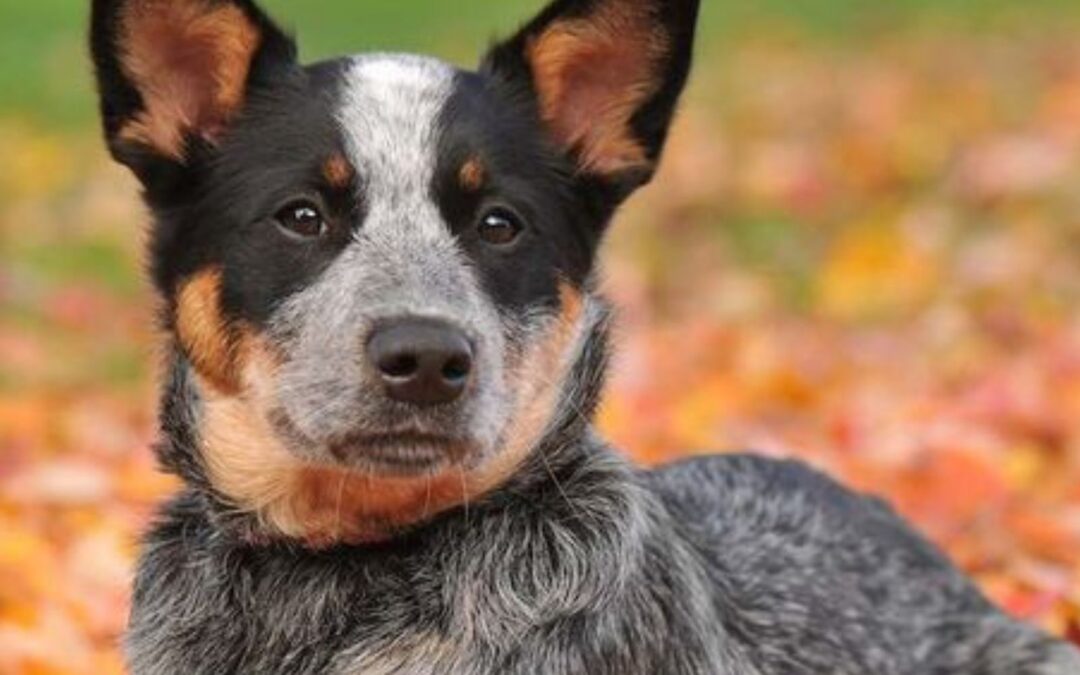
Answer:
366;319;474;406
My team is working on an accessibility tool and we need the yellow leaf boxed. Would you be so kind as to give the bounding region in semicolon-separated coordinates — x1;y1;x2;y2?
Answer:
817;222;938;320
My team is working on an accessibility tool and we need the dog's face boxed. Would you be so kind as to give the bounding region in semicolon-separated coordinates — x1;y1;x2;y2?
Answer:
92;0;698;545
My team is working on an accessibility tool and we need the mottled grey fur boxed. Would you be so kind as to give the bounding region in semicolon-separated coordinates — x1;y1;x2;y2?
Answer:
111;9;1080;675
129;298;1080;674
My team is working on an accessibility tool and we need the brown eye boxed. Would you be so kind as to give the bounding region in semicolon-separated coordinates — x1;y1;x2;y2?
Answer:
477;208;523;246
275;200;326;239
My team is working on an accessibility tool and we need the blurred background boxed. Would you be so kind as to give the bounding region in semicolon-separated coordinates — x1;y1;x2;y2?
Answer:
2;0;1080;672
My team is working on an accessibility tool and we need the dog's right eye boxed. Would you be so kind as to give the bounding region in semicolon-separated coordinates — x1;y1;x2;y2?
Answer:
275;201;327;240
477;208;524;247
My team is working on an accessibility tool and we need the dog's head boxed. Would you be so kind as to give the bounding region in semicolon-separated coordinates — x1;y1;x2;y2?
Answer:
91;0;699;545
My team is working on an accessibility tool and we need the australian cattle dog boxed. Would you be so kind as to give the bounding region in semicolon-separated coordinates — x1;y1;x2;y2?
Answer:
89;0;1080;672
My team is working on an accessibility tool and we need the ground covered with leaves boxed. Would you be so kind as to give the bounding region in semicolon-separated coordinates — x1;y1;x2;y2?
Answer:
2;19;1080;675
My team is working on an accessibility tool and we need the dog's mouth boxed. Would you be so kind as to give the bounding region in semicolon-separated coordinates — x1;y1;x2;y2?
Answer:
326;431;473;476
265;398;488;476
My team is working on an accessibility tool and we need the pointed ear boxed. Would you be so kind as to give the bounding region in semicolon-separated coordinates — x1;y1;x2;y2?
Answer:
90;0;297;174
483;0;699;189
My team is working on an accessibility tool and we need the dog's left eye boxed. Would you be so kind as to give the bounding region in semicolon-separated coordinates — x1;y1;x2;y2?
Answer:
275;201;327;239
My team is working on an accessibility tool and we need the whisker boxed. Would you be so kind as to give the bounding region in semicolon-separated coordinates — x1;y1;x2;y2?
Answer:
334;470;349;541
422;471;434;522
458;466;471;530
539;442;583;524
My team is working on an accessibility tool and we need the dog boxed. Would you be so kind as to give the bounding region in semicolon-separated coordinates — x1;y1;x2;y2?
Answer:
89;0;1080;672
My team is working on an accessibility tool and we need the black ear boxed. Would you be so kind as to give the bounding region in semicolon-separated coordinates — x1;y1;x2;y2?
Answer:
483;0;700;191
90;0;297;177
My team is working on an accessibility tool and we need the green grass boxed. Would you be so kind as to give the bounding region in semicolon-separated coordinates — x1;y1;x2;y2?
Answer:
11;238;140;295
2;0;1080;132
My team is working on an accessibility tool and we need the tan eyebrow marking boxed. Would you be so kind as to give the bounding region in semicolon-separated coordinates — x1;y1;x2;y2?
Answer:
322;154;355;189
458;156;486;192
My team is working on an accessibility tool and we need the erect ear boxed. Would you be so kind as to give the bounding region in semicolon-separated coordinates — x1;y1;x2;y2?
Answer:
90;0;296;174
483;0;700;190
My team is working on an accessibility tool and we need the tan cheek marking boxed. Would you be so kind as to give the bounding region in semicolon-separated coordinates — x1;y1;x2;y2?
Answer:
458;156;486;192
201;287;587;547
118;0;261;159
200;392;300;529
322;154;355;189
462;282;586;497
526;1;668;175
175;268;246;395
199;342;320;540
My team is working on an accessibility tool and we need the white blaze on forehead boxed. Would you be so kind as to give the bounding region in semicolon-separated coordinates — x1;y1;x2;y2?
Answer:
272;54;509;452
337;54;456;240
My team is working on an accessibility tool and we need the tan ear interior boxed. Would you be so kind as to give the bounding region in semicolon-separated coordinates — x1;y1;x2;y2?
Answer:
526;1;669;175
118;0;261;159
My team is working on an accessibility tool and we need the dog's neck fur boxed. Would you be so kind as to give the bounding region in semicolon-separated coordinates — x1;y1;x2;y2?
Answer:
154;293;622;546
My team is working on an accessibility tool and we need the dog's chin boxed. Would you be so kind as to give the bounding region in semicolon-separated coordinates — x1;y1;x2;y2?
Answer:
266;406;485;477
325;432;480;478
